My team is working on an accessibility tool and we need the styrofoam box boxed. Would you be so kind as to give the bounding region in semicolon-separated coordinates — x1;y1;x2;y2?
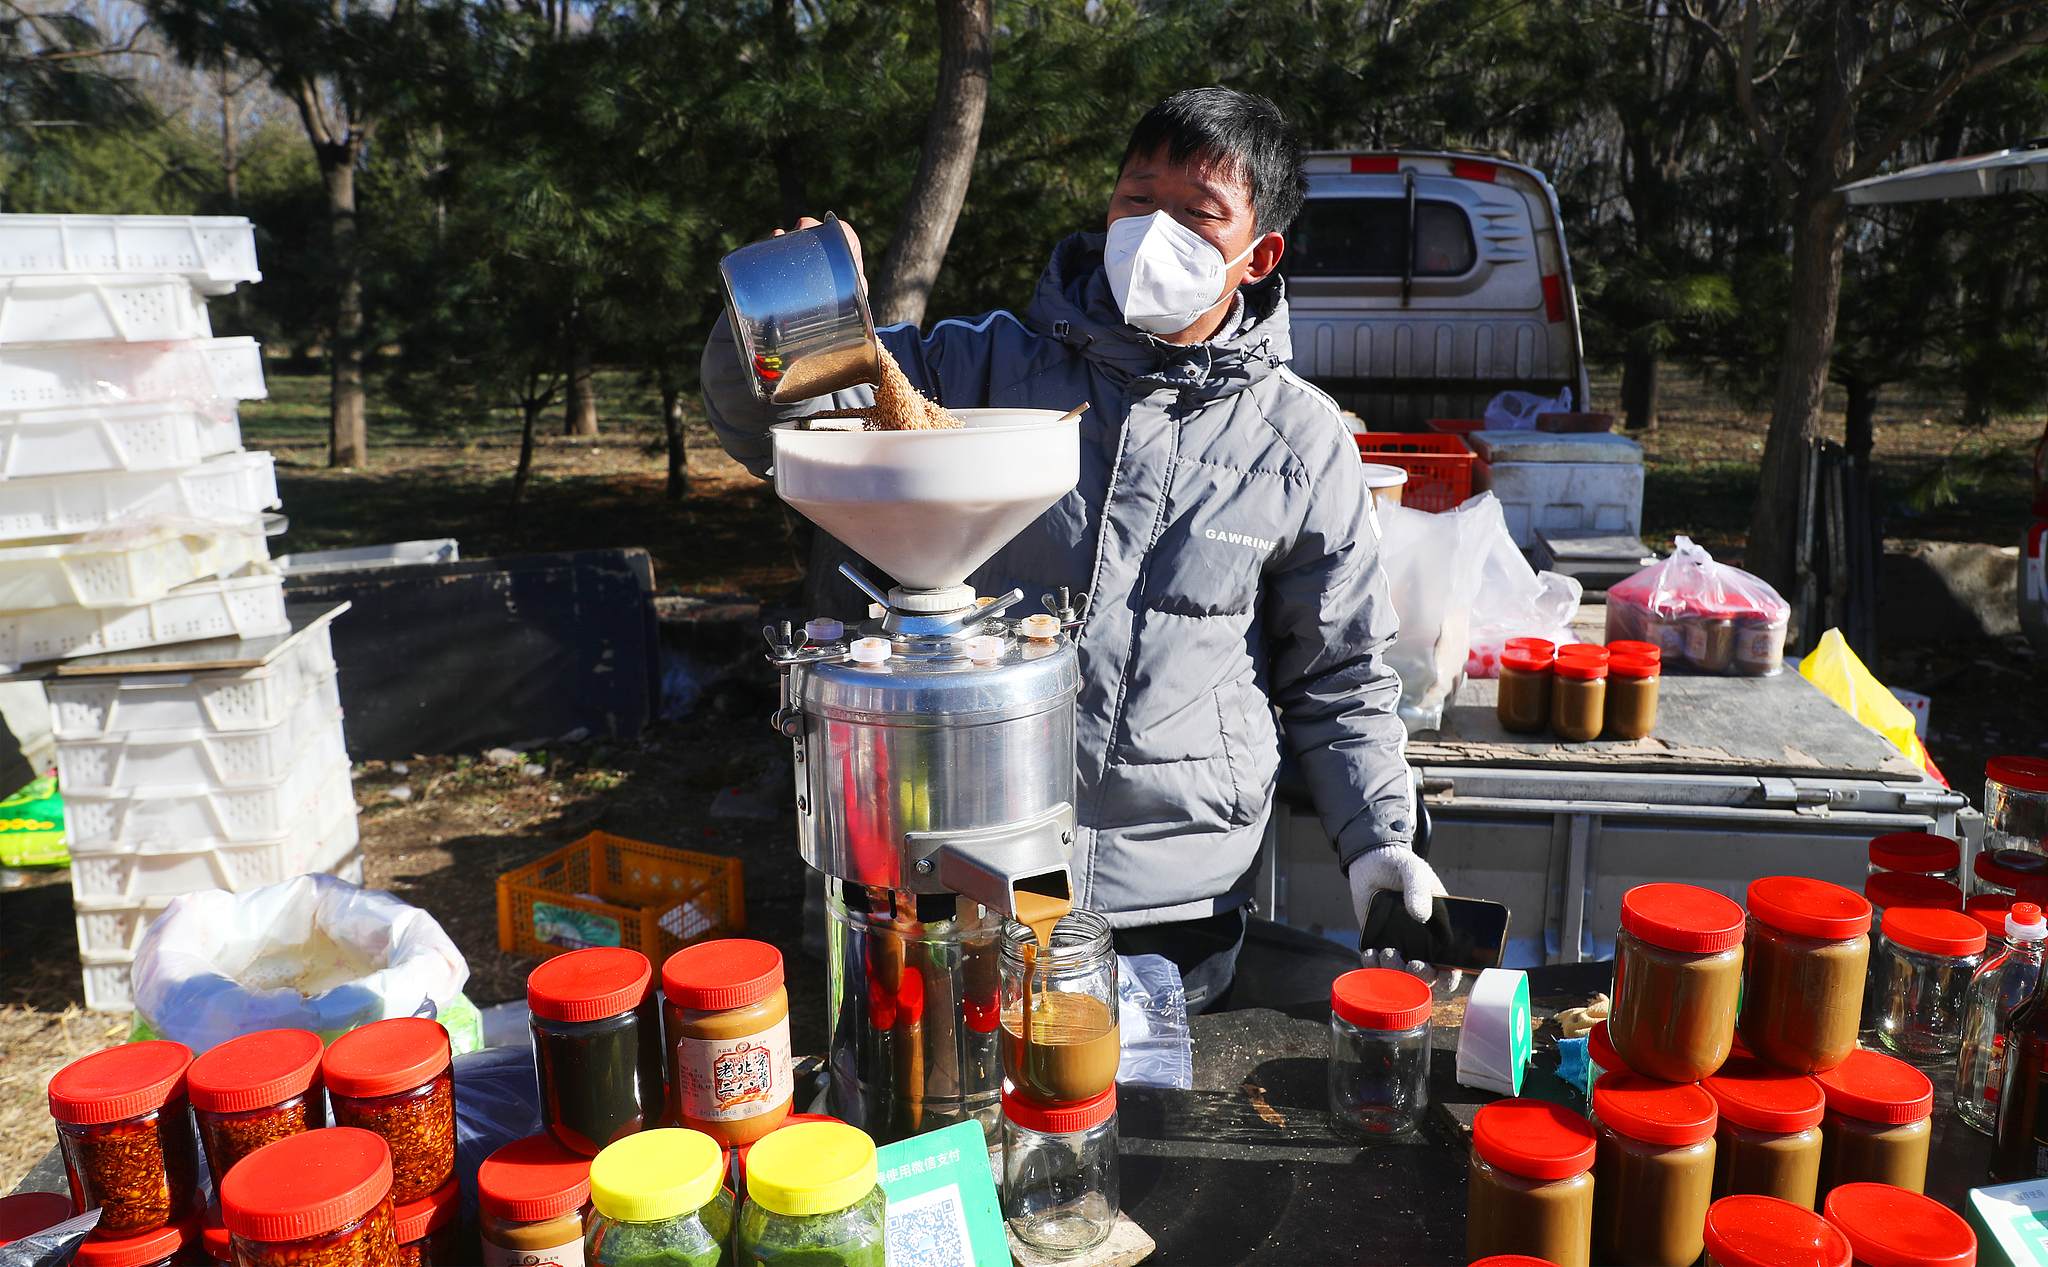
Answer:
0;568;288;672
0;216;260;295
0;337;266;413
47;621;334;738
0;451;276;541
63;734;349;849
58;683;341;791
0;276;213;345
0;521;268;611
1474;460;1646;549
0;401;242;482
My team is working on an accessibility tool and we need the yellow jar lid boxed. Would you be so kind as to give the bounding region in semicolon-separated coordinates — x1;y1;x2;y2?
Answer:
589;1128;724;1223
745;1121;877;1217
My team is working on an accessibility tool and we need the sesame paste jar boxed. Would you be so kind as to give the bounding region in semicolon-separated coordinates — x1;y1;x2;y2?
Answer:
661;940;792;1147
1812;1048;1933;1206
1609;883;1745;1083
47;1040;197;1237
322;1017;457;1204
1701;1056;1825;1208
1736;877;1872;1073
1465;1099;1596;1267
479;1134;594;1267
186;1028;326;1191
221;1127;397;1267
1590;1073;1719;1267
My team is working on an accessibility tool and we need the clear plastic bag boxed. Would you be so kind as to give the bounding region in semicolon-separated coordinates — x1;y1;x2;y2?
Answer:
0;1208;99;1267
1116;953;1193;1090
1463;511;1584;677
1482;387;1572;431
1380;493;1505;731
452;1046;544;1227
129;873;471;1054
1605;535;1791;676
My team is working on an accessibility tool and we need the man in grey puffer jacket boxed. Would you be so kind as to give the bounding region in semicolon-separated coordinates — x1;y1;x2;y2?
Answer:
703;88;1444;1010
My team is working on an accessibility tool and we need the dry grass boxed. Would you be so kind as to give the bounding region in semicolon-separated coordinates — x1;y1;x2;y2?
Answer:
0;1007;126;1193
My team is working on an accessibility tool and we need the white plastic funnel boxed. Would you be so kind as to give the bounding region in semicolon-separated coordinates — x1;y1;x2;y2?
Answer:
772;409;1079;592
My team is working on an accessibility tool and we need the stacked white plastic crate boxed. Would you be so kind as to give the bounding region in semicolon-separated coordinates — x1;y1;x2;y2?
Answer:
0;216;359;1009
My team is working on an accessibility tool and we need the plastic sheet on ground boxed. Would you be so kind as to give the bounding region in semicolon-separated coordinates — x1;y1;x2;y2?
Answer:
1117;952;1193;1090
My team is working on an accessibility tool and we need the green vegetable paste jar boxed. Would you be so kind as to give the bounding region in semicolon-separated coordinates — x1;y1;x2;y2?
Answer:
737;1120;886;1266
586;1127;733;1267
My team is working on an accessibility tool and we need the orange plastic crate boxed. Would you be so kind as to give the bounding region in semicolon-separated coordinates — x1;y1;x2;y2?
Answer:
1353;432;1476;512
497;830;744;963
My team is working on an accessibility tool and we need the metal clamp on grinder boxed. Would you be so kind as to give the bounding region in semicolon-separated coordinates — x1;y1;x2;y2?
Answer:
762;407;1087;1142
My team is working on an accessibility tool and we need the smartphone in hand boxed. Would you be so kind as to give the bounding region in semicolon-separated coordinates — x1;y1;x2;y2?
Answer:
1358;892;1512;972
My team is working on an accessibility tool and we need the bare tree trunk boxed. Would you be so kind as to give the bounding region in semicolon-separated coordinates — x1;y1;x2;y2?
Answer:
662;384;687;501
1748;195;1847;590
322;154;369;469
564;341;598;437
1843;377;1878;476
512;395;543;525
1620;349;1659;433
869;0;994;327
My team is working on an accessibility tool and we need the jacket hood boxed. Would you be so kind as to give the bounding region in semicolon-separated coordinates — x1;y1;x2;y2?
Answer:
1025;231;1295;402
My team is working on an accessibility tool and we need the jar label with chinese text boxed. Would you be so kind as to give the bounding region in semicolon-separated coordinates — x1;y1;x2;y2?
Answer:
482;1235;585;1267
677;1019;792;1120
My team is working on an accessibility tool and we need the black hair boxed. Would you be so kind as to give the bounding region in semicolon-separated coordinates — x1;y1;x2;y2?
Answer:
1119;88;1308;236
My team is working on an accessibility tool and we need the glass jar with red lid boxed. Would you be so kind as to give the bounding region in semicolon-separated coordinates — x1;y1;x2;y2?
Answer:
1001;1083;1119;1258
221;1127;397;1267
1868;832;1962;884
1812;1048;1932;1205
1863;871;1965;914
1871;906;1986;1062
1609;883;1745;1082
479;1134;594;1267
322;1017;456;1204
1590;1073;1719;1267
1974;846;2048;899
392;1177;460;1266
1987;755;2048;853
70;1211;199;1267
1327;968;1433;1138
1496;642;1553;734
1603;653;1659;740
661;940;792;1147
1736;877;1872;1073
0;1192;75;1247
186;1028;325;1190
528;946;667;1155
1821;1183;1975;1267
1702;1056;1825;1207
1702;1194;1851;1267
1465;1099;1596;1267
1549;650;1607;743
47;1040;197;1237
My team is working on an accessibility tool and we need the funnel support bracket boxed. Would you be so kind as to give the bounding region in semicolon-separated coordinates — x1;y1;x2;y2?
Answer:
837;565;892;610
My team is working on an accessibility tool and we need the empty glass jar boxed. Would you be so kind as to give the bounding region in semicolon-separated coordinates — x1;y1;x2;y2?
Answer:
1001;1084;1117;1257
1871;905;1986;1063
1001;911;1118;1106
1867;832;1962;885
1328;968;1433;1138
1987;756;2048;853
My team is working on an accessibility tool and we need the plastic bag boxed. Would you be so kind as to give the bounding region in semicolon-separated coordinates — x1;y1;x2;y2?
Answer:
1482;387;1572;431
1116;953;1192;1090
0;1208;98;1267
130;873;471;1055
0;774;65;867
1380;493;1504;731
1463;511;1584;677
1605;536;1791;675
1800;629;1948;786
452;1046;544;1228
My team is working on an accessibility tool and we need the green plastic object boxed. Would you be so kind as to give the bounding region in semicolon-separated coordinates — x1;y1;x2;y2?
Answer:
876;1120;1009;1266
0;774;65;868
1455;968;1533;1096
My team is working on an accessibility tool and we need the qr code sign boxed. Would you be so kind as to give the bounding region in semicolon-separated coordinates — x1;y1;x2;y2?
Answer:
886;1183;975;1267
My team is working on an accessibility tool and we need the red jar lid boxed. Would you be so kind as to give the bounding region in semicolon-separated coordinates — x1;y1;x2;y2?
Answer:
1554;657;1608;681
527;947;653;1024
1989;755;2048;795
1002;1083;1116;1134
1504;637;1556;658
1592;1072;1719;1146
1868;832;1961;875
202;1201;229;1262
662;939;784;1011
47;1040;192;1125
1609;654;1659;679
1967;893;2018;940
1607;640;1661;662
1500;650;1552;674
1470;1099;1596;1180
1331;968;1434;1030
1813;1048;1933;1123
1977;849;2048;889
393;1177;459;1244
1620;883;1745;953
0;1192;74;1246
321;1018;450;1100
1704;1195;1852;1267
1556;642;1608;657
1586;1020;1631;1076
1822;1183;1976;1267
1746;876;1872;940
222;1127;392;1243
1469;1259;1560;1267
72;1213;197;1267
187;1029;324;1114
1882;906;1987;957
1703;1056;1826;1133
478;1134;593;1223
1865;872;1965;914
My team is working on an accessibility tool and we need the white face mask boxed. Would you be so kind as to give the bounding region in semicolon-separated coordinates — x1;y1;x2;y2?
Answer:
1104;211;1258;336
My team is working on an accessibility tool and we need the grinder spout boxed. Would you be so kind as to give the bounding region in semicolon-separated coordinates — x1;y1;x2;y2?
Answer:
911;804;1076;919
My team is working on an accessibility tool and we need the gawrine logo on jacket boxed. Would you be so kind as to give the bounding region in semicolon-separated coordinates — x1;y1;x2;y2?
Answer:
1203;527;1276;551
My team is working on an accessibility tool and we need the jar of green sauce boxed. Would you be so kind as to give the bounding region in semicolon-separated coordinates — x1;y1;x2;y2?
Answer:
586;1128;732;1267
736;1121;886;1266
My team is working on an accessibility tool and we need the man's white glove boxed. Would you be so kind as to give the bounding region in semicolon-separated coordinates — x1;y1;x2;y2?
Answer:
1349;846;1448;925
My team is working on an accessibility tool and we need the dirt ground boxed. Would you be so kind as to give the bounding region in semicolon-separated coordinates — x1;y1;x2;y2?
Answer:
0;364;2042;1194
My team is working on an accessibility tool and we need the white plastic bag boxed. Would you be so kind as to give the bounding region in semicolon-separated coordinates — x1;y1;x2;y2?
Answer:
1465;518;1584;676
1482;387;1573;431
1380;493;1506;731
131;874;470;1054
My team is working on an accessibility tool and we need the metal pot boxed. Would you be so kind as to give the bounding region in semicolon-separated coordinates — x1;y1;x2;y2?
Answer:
717;212;882;404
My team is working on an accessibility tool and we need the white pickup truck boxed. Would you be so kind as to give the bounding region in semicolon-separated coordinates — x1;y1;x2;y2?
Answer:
1284;151;1591;431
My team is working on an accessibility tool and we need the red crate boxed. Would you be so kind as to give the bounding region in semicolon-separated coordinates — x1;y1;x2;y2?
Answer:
1353;433;1476;512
